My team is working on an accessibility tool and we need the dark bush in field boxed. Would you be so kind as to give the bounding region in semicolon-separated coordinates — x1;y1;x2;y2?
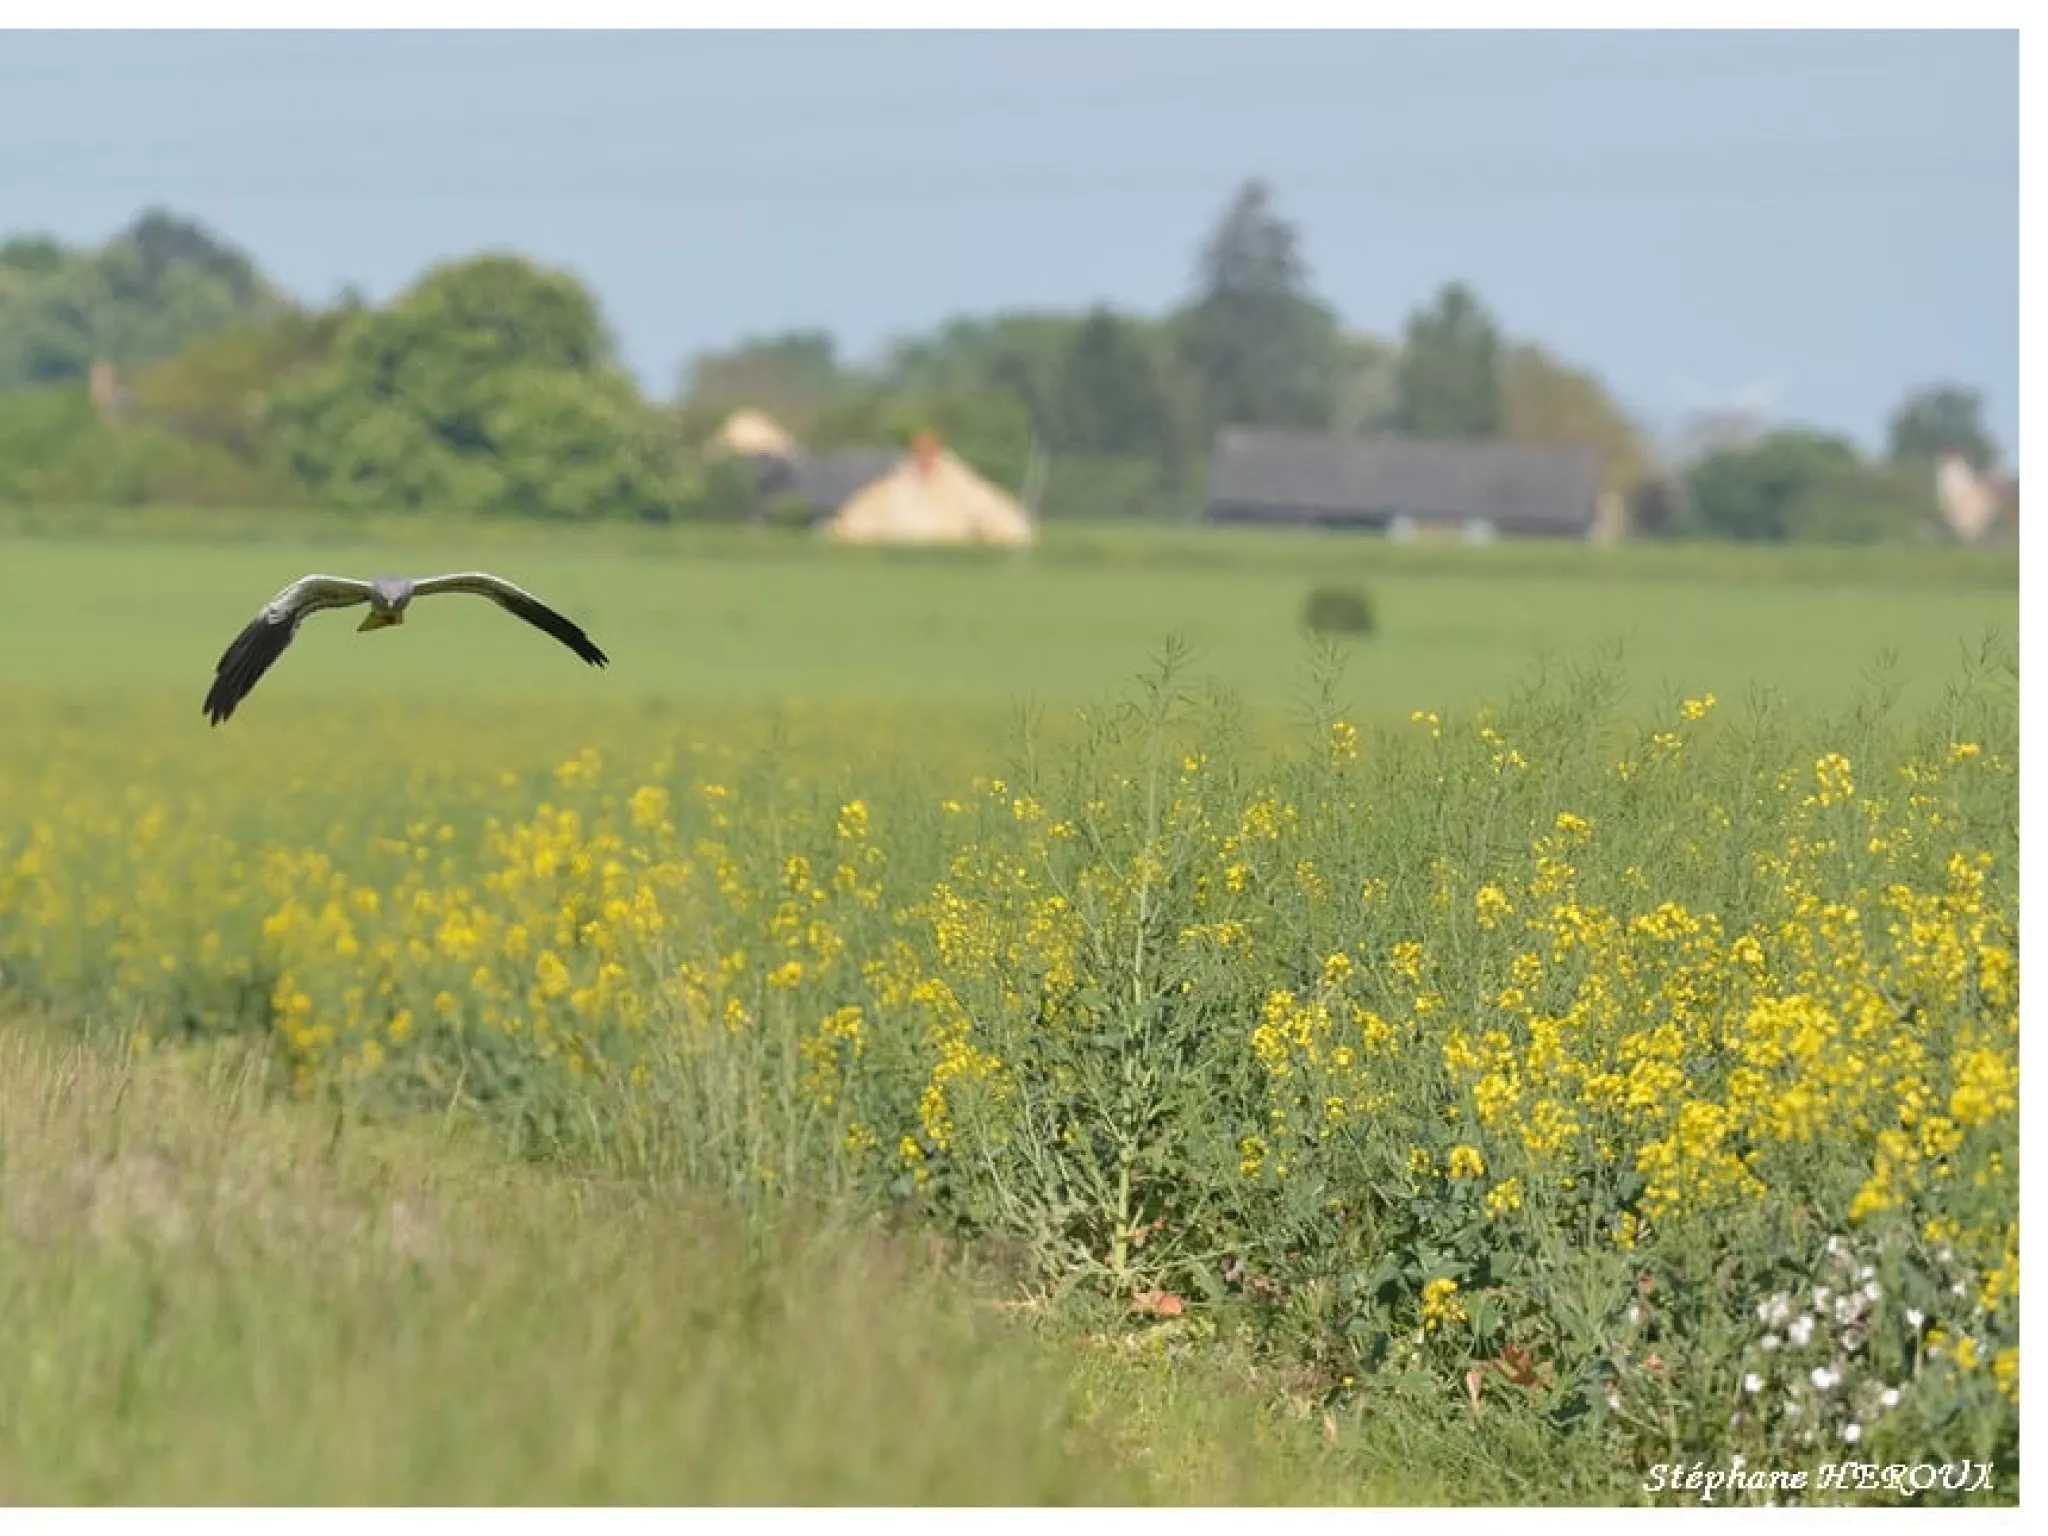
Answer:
1302;583;1376;636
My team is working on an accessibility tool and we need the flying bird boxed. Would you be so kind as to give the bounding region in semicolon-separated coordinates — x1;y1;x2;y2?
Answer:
202;572;609;726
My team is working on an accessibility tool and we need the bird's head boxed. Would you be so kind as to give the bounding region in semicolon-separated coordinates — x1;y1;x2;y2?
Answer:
360;576;412;630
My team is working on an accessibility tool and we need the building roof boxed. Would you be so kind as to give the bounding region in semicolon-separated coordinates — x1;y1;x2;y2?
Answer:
708;408;799;460
788;448;905;516
822;443;1035;549
1207;428;1603;534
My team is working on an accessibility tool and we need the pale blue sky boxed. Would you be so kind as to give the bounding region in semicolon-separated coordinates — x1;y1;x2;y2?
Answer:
0;29;2019;461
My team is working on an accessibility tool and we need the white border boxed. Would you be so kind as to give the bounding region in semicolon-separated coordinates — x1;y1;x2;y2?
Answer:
0;7;2032;1526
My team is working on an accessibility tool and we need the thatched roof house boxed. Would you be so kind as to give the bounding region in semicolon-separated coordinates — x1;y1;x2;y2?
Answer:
821;432;1034;548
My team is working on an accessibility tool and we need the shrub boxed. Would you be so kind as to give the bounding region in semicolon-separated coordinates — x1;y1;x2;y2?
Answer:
1302;583;1376;637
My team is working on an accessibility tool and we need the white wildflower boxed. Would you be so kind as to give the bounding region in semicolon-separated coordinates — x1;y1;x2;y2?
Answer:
1906;1307;1925;1329
1813;1285;1832;1309
1863;1280;1882;1302
1789;1315;1816;1347
1880;1387;1901;1409
1761;1333;1782;1352
1744;1372;1764;1393
1842;1423;1862;1444
1812;1365;1840;1391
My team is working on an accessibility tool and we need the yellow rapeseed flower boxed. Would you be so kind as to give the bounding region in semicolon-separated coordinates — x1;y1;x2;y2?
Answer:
1475;884;1512;929
1421;1277;1466;1333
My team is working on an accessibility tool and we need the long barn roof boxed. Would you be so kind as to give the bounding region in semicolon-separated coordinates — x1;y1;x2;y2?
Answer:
1207;428;1602;533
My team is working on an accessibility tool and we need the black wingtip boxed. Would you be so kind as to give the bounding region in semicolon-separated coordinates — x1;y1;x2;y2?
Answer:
201;612;294;728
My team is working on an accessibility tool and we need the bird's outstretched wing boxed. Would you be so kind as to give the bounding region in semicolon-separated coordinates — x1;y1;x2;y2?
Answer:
203;575;374;726
410;572;610;668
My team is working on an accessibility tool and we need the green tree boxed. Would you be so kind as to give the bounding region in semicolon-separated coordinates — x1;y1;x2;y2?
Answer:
883;389;1037;495
0;236;68;279
1393;282;1504;438
480;368;698;522
1501;343;1653;495
0;209;283;392
1782;459;1938;545
1886;383;1998;471
883;313;1075;402
1174;178;1342;432
122;208;265;308
272;254;694;520
1054;307;1178;462
128;308;349;465
0;386;136;505
877;312;1086;453
1678;428;1925;544
0;380;292;511
1329;332;1400;438
677;329;852;442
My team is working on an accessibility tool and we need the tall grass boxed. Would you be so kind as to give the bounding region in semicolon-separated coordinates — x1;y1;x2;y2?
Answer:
2;1010;1409;1504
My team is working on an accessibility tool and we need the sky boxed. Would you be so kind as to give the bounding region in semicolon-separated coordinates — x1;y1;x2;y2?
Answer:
0;29;2020;461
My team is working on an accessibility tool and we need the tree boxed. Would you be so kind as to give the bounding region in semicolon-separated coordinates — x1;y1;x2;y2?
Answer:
677;329;852;441
1329;332;1400;438
1174;178;1342;432
128;307;349;465
887;388;1037;495
1782;460;1938;545
1393;282;1504;438
272;254;695;520
0;385;139;504
1676;428;1934;544
0;210;282;393
875;311;1085;451
479;367;699;522
1054;307;1178;462
1501;344;1654;494
122;208;266;308
1886;383;1998;471
0;236;67;280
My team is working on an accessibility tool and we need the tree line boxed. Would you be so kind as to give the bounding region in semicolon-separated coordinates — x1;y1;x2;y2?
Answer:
0;188;2008;542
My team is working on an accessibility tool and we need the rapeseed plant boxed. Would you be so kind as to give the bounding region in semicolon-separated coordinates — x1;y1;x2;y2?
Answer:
0;665;2016;1491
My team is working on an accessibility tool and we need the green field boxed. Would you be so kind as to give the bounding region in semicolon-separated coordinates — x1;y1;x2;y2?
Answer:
0;519;2020;1505
0;518;2015;719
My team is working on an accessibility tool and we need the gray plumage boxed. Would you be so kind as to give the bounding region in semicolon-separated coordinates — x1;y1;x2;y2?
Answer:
203;571;609;726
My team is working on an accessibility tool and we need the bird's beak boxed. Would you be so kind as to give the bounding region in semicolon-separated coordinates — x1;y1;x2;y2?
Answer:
358;611;402;632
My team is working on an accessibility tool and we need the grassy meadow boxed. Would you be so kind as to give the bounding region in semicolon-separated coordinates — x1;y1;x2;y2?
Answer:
0;516;2020;1504
0;514;2018;718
